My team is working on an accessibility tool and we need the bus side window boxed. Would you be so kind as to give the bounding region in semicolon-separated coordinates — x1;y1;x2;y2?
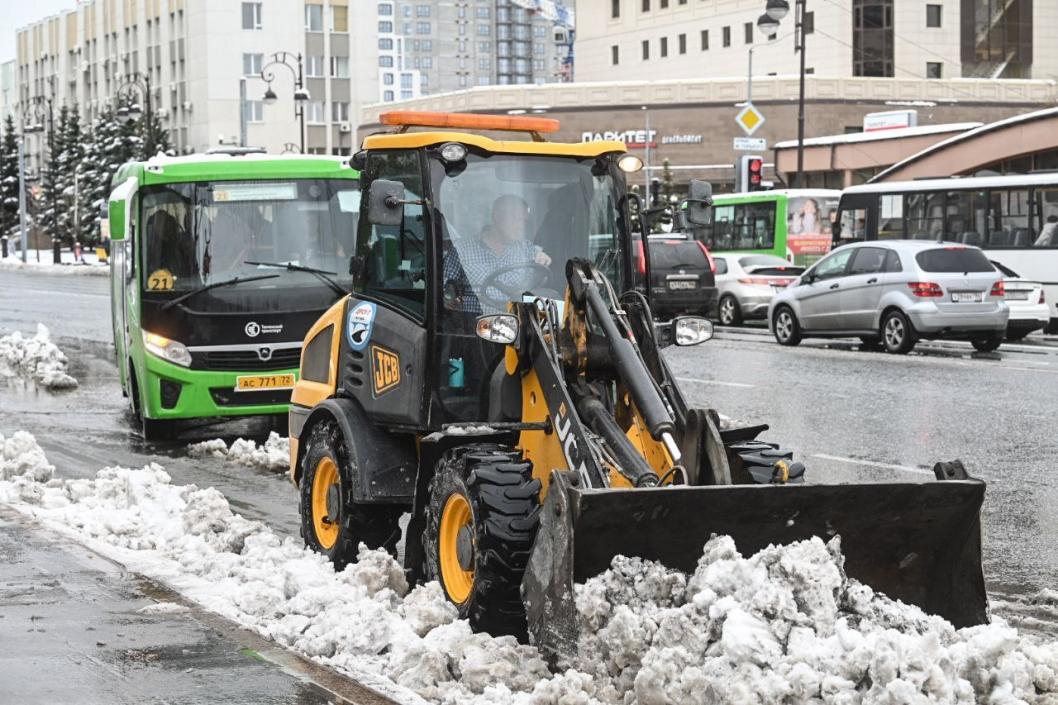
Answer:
1034;187;1058;248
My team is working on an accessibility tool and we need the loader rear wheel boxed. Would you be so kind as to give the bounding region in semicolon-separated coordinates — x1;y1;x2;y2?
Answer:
299;419;402;570
425;445;541;640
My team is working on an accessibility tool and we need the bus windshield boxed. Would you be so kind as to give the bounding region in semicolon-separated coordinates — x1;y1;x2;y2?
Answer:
141;179;360;310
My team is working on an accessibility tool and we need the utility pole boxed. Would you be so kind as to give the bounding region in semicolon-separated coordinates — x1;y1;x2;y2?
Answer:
795;0;807;188
239;77;248;148
642;106;651;196
17;139;27;263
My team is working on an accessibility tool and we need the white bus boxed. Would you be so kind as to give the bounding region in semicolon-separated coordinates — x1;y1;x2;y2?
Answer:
835;173;1058;333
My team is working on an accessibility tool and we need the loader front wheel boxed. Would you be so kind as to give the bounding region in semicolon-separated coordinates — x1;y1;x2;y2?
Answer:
425;445;541;640
299;419;402;570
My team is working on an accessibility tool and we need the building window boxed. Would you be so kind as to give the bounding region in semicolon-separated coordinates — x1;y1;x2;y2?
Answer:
378;3;393;15
660;0;668;7
330;56;349;77
477;23;490;35
383;90;394;101
722;26;731;47
306;55;325;77
241;2;262;30
379;21;393;33
926;61;942;78
660;36;668;57
305;4;323;32
416;4;431;16
379;38;393;50
242;52;263;76
612;0;620;18
642;39;649;60
401;90;413;100
421;57;433;68
332;101;349;121
379;55;394;68
852;0;894;77
246;100;263;122
477;6;491;18
678;33;686;54
401;73;413;89
926;4;942;27
701;29;709;50
642;0;650;11
478;57;490;70
331;5;348;32
382;73;394;85
306;101;325;123
744;22;752;44
612;45;619;65
417;21;431;34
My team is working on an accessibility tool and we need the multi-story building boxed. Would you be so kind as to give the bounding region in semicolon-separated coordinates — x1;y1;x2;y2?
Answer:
13;0;377;174
375;0;575;103
1;60;15;122
576;0;1056;84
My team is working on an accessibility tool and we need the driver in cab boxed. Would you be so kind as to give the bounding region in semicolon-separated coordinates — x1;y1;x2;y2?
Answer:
443;194;552;314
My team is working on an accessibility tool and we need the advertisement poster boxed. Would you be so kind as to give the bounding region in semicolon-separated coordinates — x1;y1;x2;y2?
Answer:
787;196;838;265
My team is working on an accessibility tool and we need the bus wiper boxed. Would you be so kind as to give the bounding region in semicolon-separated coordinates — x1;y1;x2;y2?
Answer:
244;260;347;296
160;274;281;311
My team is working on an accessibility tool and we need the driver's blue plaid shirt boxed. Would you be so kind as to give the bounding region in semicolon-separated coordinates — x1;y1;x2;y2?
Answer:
442;239;539;314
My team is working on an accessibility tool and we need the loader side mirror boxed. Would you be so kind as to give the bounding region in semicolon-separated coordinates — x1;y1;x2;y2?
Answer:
366;179;406;227
672;316;714;346
683;179;713;226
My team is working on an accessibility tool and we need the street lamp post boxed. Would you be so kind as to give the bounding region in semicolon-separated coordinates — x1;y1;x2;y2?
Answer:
116;72;154;156
261;52;309;154
23;91;55;262
757;0;807;188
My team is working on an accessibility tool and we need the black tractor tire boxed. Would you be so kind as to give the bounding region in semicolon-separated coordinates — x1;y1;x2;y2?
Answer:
859;336;883;351
424;444;541;640
971;334;1003;353
719;295;743;326
880;309;916;354
299;418;403;570
772;306;802;346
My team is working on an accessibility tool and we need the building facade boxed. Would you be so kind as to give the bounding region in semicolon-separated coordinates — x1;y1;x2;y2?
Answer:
0;60;15;122
13;0;377;172
576;0;1056;85
358;76;1058;191
375;0;575;104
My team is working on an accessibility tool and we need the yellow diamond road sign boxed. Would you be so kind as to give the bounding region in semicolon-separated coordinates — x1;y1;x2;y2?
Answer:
735;102;765;136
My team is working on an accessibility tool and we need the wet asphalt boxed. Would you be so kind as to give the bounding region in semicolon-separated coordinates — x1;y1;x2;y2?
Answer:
1;268;1057;694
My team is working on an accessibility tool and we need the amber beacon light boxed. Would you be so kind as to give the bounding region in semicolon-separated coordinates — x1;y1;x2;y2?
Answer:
379;110;561;134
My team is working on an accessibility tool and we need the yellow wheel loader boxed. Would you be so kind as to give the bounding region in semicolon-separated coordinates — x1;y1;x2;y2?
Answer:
287;111;987;662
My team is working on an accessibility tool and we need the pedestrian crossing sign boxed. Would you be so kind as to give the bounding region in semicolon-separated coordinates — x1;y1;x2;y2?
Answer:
735;103;765;136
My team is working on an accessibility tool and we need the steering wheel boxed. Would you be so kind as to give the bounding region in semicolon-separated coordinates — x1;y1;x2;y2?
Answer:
479;262;553;309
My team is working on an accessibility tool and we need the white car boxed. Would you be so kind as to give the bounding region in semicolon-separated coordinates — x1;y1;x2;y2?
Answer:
714;254;803;326
991;260;1050;340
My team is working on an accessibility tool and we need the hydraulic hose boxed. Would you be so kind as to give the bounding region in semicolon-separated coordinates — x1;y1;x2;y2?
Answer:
574;394;659;487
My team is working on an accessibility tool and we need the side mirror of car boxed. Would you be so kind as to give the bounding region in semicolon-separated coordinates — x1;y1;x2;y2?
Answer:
366;179;406;227
683;179;713;226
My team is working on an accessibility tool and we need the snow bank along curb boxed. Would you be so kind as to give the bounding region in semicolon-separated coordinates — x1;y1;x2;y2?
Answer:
188;432;289;471
0;324;78;390
0;257;109;276
3;430;1058;705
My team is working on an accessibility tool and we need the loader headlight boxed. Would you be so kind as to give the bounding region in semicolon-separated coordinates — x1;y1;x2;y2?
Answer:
475;314;519;345
439;142;468;163
143;330;192;367
618;155;644;173
673;316;714;346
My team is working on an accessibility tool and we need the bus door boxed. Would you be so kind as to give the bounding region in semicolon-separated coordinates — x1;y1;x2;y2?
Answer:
835;193;877;244
108;178;138;386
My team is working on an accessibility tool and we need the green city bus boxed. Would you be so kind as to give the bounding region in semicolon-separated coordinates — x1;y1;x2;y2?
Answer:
688;189;841;266
106;153;361;439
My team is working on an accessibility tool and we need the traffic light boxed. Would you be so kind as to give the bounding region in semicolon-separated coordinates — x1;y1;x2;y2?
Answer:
736;155;765;192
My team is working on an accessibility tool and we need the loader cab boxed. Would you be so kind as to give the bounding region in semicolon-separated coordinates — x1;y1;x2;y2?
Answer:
351;112;638;422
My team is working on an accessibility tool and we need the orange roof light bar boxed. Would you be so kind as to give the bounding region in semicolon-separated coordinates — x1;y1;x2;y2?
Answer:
380;110;561;134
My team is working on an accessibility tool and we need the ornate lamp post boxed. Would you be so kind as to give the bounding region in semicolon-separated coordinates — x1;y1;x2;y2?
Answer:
757;0;808;188
260;52;310;154
115;72;155;155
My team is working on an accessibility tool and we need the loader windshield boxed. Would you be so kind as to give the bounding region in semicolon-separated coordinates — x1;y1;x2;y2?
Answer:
432;153;625;315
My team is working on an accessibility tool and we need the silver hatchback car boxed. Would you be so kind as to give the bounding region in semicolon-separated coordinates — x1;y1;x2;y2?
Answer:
768;241;1009;354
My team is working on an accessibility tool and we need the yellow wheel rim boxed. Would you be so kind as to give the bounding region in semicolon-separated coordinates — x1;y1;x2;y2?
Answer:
439;493;474;604
311;457;340;550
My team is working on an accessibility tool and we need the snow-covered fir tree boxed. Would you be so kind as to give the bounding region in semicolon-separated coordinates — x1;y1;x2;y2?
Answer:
76;101;143;245
0;115;20;240
53;108;85;245
37;105;69;244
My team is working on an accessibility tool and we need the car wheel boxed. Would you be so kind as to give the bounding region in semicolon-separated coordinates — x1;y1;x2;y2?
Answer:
719;295;742;326
773;307;802;346
971;334;1003;353
881;310;916;354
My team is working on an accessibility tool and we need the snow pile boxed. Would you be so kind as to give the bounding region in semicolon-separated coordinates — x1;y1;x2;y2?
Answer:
4;430;1058;705
572;536;1058;704
0;324;78;390
187;431;288;471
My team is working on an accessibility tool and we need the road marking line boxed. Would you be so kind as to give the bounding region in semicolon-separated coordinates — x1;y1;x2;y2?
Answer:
676;376;756;388
811;453;935;477
13;286;108;299
1004;366;1058;375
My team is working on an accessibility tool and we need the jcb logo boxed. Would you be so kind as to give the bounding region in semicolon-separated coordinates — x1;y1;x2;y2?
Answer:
371;345;401;396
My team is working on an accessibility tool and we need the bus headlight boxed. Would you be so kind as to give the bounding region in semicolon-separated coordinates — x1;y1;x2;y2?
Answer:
143;330;192;367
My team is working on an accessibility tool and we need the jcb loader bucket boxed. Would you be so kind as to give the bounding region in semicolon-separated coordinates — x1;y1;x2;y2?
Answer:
522;470;987;664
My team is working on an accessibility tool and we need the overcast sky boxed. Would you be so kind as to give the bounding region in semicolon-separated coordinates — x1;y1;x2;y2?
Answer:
1;0;76;64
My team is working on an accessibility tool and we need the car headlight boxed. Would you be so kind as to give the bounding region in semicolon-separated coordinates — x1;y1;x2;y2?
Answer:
142;330;192;367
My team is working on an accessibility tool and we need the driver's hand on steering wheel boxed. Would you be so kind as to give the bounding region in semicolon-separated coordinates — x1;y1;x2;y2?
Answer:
533;246;552;267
